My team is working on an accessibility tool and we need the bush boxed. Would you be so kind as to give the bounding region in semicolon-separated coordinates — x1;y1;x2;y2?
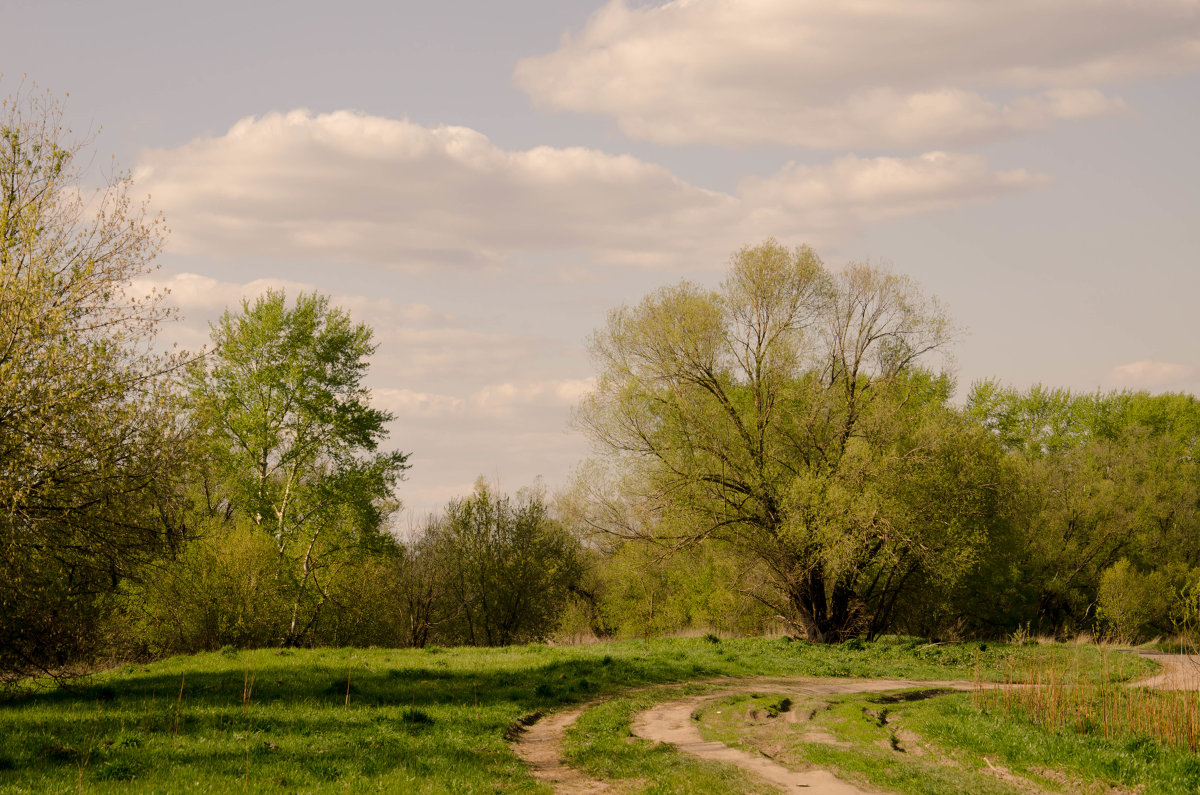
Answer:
1096;559;1173;643
105;521;288;655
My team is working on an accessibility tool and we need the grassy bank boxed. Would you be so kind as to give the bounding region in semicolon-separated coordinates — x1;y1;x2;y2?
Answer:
0;637;1153;793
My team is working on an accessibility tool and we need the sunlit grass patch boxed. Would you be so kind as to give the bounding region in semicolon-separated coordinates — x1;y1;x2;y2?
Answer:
563;683;764;793
697;689;1028;794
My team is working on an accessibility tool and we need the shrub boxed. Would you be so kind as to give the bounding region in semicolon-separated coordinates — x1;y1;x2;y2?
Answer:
1096;559;1172;643
105;521;288;655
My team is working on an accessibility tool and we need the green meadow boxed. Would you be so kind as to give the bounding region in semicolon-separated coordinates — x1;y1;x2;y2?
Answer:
0;637;1154;793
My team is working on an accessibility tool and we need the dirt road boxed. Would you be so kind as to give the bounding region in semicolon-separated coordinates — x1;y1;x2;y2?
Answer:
628;678;973;794
512;653;1199;794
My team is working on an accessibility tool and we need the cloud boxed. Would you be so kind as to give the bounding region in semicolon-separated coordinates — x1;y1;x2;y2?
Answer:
738;151;1048;229
136;110;1044;269
1108;360;1198;390
132;271;458;354
376;378;596;421
514;0;1199;148
136;110;727;268
133;270;542;392
132;272;450;325
374;380;597;517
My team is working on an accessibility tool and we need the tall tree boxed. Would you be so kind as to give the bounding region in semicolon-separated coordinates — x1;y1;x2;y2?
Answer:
577;240;1000;641
190;289;409;646
0;88;185;681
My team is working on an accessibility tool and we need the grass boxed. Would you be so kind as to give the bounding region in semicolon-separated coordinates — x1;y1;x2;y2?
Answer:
0;637;1157;793
559;637;1150;793
698;689;1028;793
974;646;1200;754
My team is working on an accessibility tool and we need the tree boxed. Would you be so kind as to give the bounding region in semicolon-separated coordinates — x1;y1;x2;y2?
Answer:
965;384;1200;635
576;240;1000;642
190;289;409;646
434;480;582;646
0;88;185;680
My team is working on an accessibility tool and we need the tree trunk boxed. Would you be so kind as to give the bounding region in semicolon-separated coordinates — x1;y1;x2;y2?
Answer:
788;568;857;643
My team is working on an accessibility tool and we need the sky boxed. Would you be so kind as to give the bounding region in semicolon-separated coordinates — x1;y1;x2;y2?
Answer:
5;0;1199;519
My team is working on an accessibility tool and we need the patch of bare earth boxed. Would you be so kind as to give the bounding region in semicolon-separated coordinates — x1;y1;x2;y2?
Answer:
1133;652;1200;690
509;706;613;794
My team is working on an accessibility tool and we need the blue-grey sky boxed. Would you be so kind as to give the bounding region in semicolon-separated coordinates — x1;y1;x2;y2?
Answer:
7;0;1198;518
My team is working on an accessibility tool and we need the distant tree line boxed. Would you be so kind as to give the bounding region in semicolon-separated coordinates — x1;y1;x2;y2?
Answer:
2;90;1197;685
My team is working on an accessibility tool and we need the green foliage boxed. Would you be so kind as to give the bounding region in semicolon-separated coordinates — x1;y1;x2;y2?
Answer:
433;480;583;646
1096;559;1171;642
577;537;777;639
104;521;289;656
0;87;185;681
966;383;1200;636
188;289;409;646
577;240;998;642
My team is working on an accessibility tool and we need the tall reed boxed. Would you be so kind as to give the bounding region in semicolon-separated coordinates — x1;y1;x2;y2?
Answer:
973;647;1200;751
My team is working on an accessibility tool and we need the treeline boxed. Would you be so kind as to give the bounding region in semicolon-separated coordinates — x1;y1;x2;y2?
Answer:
572;242;1200;645
963;383;1200;641
3;91;1198;685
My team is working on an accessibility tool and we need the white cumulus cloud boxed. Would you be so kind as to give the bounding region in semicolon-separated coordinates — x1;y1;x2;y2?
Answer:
1108;360;1198;390
136;110;1044;269
515;0;1199;148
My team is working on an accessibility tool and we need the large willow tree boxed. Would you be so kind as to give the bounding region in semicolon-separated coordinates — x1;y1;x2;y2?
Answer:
577;240;1003;641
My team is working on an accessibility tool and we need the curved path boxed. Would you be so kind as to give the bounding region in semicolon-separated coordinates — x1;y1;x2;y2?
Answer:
629;677;972;794
513;654;1199;794
1130;651;1200;689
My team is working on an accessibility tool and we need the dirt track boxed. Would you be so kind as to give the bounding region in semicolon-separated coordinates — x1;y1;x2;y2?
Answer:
1129;651;1200;689
512;704;611;794
512;653;1200;794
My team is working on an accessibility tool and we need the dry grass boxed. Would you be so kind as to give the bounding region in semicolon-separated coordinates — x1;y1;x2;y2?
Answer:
974;647;1200;751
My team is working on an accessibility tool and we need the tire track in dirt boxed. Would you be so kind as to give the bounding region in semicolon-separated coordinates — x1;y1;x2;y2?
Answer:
510;704;613;793
512;676;970;793
512;655;1199;794
630;678;972;793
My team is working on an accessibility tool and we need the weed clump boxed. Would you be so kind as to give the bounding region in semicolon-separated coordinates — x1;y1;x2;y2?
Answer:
975;648;1200;751
94;759;140;781
765;697;792;718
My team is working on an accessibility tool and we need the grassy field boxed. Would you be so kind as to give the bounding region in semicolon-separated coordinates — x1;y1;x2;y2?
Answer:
0;637;1155;793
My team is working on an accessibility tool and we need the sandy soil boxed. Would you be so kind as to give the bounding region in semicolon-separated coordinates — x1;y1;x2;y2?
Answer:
1131;651;1200;690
